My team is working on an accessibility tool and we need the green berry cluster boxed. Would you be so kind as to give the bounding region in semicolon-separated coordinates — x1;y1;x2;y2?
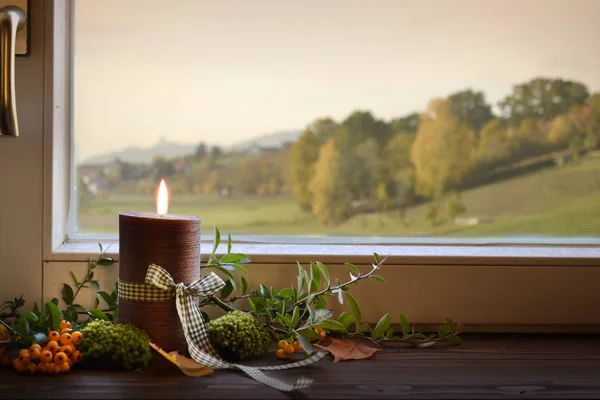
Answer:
78;320;152;371
207;311;272;362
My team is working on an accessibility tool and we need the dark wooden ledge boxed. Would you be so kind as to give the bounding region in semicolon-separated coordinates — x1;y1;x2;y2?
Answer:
2;333;600;399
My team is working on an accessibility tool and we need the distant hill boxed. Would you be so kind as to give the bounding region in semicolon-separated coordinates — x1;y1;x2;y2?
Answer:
79;130;302;165
228;129;302;152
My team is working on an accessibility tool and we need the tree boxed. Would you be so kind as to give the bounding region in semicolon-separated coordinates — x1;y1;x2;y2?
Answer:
448;89;495;135
390;112;420;134
383;132;416;205
410;99;476;198
548;115;576;145
308;140;352;224
445;191;467;221
338;110;392;150
290;118;337;211
476;118;510;165
498;77;589;124
194;142;207;161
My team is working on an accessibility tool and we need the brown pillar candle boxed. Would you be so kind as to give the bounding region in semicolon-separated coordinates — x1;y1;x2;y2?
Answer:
118;210;200;354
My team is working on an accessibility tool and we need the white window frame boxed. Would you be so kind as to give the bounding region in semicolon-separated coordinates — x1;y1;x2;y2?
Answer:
42;0;600;331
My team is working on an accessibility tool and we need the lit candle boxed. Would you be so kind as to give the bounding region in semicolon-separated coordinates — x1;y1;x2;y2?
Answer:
118;179;201;354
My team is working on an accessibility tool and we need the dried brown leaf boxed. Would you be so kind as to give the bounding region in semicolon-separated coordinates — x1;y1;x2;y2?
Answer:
149;341;214;377
313;337;380;363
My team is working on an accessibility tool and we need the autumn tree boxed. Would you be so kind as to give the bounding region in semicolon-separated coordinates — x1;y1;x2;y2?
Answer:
390;112;420;134
410;98;476;198
475;119;510;166
548;115;576;145
384;132;416;206
290;118;337;211
499;77;589;125
308;139;351;224
448;89;495;135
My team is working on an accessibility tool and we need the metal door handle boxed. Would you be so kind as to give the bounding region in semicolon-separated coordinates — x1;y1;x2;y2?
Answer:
0;5;25;137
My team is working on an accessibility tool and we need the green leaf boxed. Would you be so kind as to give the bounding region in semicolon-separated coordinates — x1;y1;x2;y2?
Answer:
94;297;99;309
416;341;437;348
291;306;300;327
88;271;94;280
247;298;257;313
345;262;359;275
309;279;319;294
90;280;100;290
61;284;74;305
98;243;103;253
97;257;115;266
313;309;332;322
278;288;294;298
310;262;321;289
216;266;236;283
369;275;386;283
45;301;61;331
315;261;330;287
241;276;248;295
439;325;452;337
227;233;232;254
296;262;305;293
358;323;372;333
337;312;354;329
276;313;293;327
231;263;248;273
344;293;362;328
89;262;96;270
385;327;395;339
51;298;59;306
320;319;347;332
314;295;326;309
447;335;464;345
69;271;79;286
371;313;391;340
296;333;314;355
220;280;234;299
212;226;221;255
374;252;382;265
220;253;247;264
399;314;410;338
88;309;109;320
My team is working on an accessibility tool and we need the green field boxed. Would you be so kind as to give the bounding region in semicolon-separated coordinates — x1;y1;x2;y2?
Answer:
77;154;600;239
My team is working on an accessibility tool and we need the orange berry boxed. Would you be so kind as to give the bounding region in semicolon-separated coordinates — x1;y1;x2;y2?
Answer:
25;363;37;375
1;355;11;365
276;349;287;359
49;363;61;375
59;320;71;330
59;345;73;356
59;333;72;346
319;330;327;338
29;344;42;353
277;340;288;350
30;349;41;361
40;349;53;363
283;343;295;355
48;331;60;342
37;361;49;373
19;352;31;365
12;359;25;373
60;328;73;335
46;341;59;353
54;352;67;364
293;341;302;352
70;331;82;345
18;349;30;358
59;361;70;373
70;350;82;363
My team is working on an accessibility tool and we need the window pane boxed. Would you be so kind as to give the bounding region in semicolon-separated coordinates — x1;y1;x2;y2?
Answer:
72;0;600;241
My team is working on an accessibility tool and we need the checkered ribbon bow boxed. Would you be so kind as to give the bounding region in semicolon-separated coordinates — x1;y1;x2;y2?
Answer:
144;264;326;392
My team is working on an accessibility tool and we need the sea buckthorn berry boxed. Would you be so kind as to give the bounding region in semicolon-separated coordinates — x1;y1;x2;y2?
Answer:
59;332;72;346
276;349;286;359
19;352;31;365
49;363;60;375
30;349;41;361
59;345;73;356
60;328;73;335
37;362;49;374
70;331;82;345
48;331;60;342
12;359;25;374
18;349;30;358
25;363;37;375
71;350;82;363
283;343;295;355
40;350;53;363
46;341;59;353
293;341;302;352
29;344;42;353
54;352;68;364
59;320;71;331
59;362;70;373
277;340;288;350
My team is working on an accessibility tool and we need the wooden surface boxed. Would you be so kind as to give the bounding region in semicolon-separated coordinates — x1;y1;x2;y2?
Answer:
1;333;600;399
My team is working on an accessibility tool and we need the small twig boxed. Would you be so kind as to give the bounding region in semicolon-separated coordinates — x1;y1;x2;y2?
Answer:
207;296;236;312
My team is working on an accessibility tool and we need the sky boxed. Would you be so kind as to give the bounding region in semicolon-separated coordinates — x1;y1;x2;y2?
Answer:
73;0;600;163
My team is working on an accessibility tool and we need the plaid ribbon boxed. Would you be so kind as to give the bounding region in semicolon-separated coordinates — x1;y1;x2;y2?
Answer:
121;264;326;392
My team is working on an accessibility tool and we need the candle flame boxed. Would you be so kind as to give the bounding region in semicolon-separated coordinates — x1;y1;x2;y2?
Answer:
157;179;169;216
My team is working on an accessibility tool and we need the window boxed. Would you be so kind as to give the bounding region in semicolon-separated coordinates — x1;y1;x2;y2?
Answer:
43;0;600;331
70;0;600;245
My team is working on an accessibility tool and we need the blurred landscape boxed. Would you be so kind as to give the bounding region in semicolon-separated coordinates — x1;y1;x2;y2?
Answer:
75;77;600;239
